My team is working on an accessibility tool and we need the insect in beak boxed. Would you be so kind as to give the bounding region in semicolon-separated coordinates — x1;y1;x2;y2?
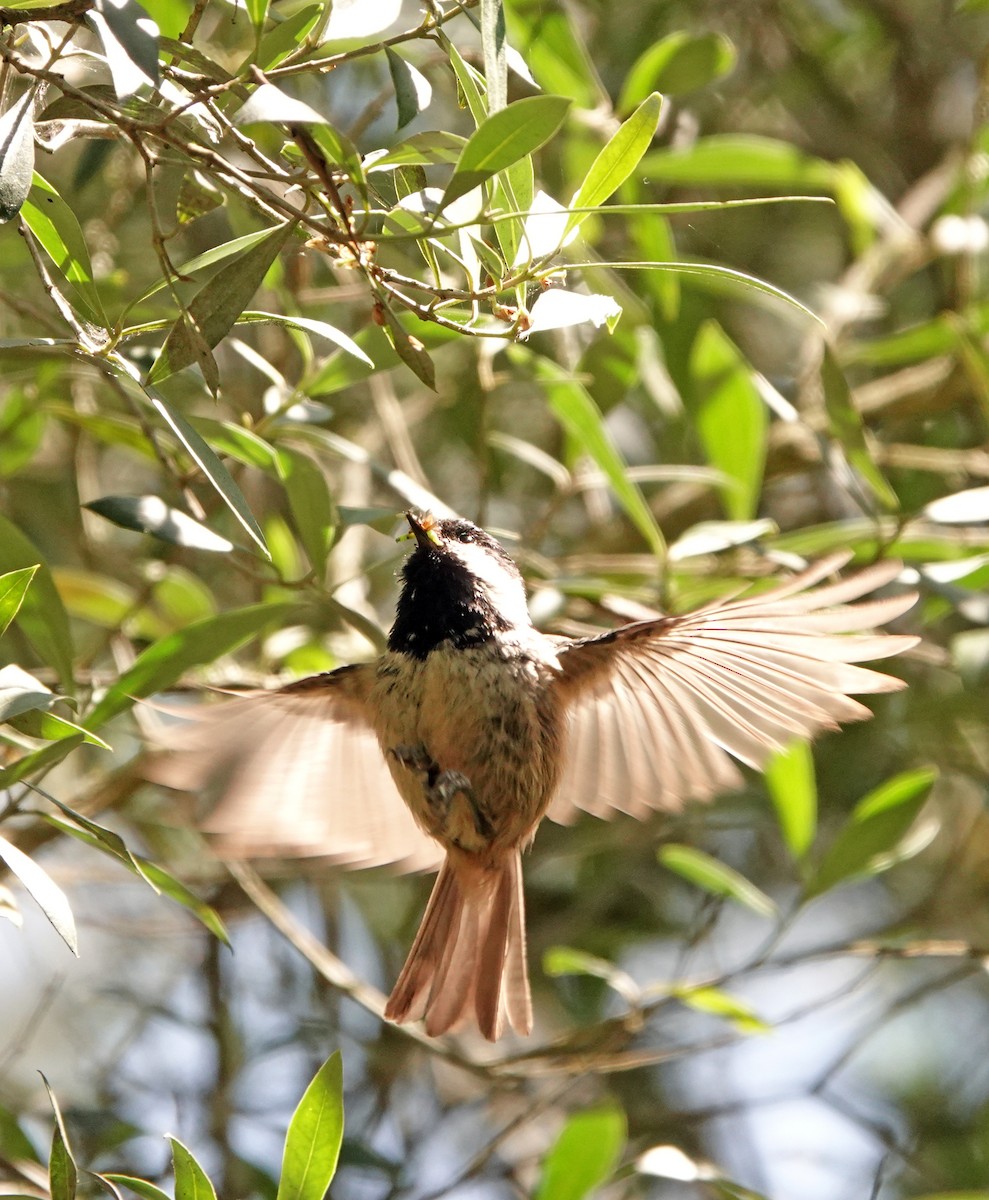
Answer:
401;511;442;549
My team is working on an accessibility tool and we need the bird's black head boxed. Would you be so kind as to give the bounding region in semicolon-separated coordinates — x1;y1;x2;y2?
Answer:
388;512;531;659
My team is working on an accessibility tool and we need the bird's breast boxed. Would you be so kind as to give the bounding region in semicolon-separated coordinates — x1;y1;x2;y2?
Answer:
369;639;565;857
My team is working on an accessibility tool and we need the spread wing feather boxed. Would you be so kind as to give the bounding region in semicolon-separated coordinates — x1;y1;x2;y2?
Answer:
150;667;442;873
548;557;918;824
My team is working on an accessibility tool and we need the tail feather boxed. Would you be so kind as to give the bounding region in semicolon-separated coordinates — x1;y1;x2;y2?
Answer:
384;853;532;1041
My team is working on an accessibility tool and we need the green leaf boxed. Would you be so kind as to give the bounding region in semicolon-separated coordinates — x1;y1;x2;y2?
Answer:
103;1177;173;1200
136;858;230;945
0;90;36;223
659;844;777;917
0;566;37;638
676;986;770;1035
240;311;373;366
44;816;230;945
22;174;109;328
821;344;899;512
620;32;735;108
443;95;571;207
0;387;46;475
0;515;74;693
542;946;639;1002
254;5;321;70
764;739;817;861
86;0;161;99
85;600;300;728
169;1138;217;1200
368;131;466;168
276;1051;344;1200
565;93;663;234
41;1075;78;1200
142;388;271;559
379;305;436;390
530;355;665;558
85;495;235;553
690;321;766;520
0;835;78;955
147;221;293;386
275;447;336;578
639;134;837;189
385;48;432;129
806;767;938;898
534;1107;625;1200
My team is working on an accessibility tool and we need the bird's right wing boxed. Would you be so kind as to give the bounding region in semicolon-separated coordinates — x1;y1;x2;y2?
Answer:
149;665;443;873
547;554;918;824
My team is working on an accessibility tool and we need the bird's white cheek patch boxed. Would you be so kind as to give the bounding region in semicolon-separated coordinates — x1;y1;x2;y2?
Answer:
451;542;532;629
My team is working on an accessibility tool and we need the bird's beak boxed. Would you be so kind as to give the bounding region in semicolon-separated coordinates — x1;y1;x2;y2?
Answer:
403;511;440;550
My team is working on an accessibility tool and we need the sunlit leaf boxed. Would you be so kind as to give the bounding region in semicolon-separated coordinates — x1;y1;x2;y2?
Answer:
85;495;235;553
443;95;570;207
806;768;938;897
254;5;320;70
640;134;836;188
169;1138;217;1200
480;0;507;112
924;487;989;524
0;566;37;638
523;289;621;337
534;1107;625;1200
659;844;777;917
276;1052;344;1200
676;986;770;1035
565;93;662;234
0;835;78;956
86;0;161;99
764;740;817;861
104;1176;172;1200
0;90;36;223
240;311;373;366
22;174;109;328
379;305;436;390
386;49;432;128
141;388;270;559
542;946;639;1003
690;321;766;520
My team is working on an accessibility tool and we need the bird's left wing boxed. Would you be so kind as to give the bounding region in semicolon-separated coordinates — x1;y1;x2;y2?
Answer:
547;554;918;824
150;665;443;873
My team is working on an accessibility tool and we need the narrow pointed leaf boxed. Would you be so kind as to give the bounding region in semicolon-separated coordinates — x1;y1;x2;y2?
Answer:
276;1052;344;1200
0;836;78;955
565;93;663;234
0;91;36;223
275;448;336;577
87;0;161;99
659;844;777;917
0;566;38;637
22;174;108;328
386;49;432;128
444;95;570;207
764;739;817;861
534;1107;625;1200
41;1076;78;1200
169;1138;217;1200
147;221;292;384
85;495;235;553
85;600;299;728
0;735;85;790
821;344;899;512
480;0;507;113
142;389;270;558
806;768;938;897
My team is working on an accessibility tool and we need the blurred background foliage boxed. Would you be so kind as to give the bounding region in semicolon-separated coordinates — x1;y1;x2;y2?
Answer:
1;0;989;1198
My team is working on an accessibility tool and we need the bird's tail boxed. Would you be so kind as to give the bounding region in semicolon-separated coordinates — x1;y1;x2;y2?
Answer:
384;852;532;1041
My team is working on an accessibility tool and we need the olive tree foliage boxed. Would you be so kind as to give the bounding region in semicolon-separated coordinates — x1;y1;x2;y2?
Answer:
0;0;988;1197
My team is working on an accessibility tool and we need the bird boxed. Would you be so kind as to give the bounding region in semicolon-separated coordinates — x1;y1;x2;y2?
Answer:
155;512;918;1042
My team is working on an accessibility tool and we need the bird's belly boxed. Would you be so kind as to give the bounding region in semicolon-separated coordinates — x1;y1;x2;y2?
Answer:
370;644;563;857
